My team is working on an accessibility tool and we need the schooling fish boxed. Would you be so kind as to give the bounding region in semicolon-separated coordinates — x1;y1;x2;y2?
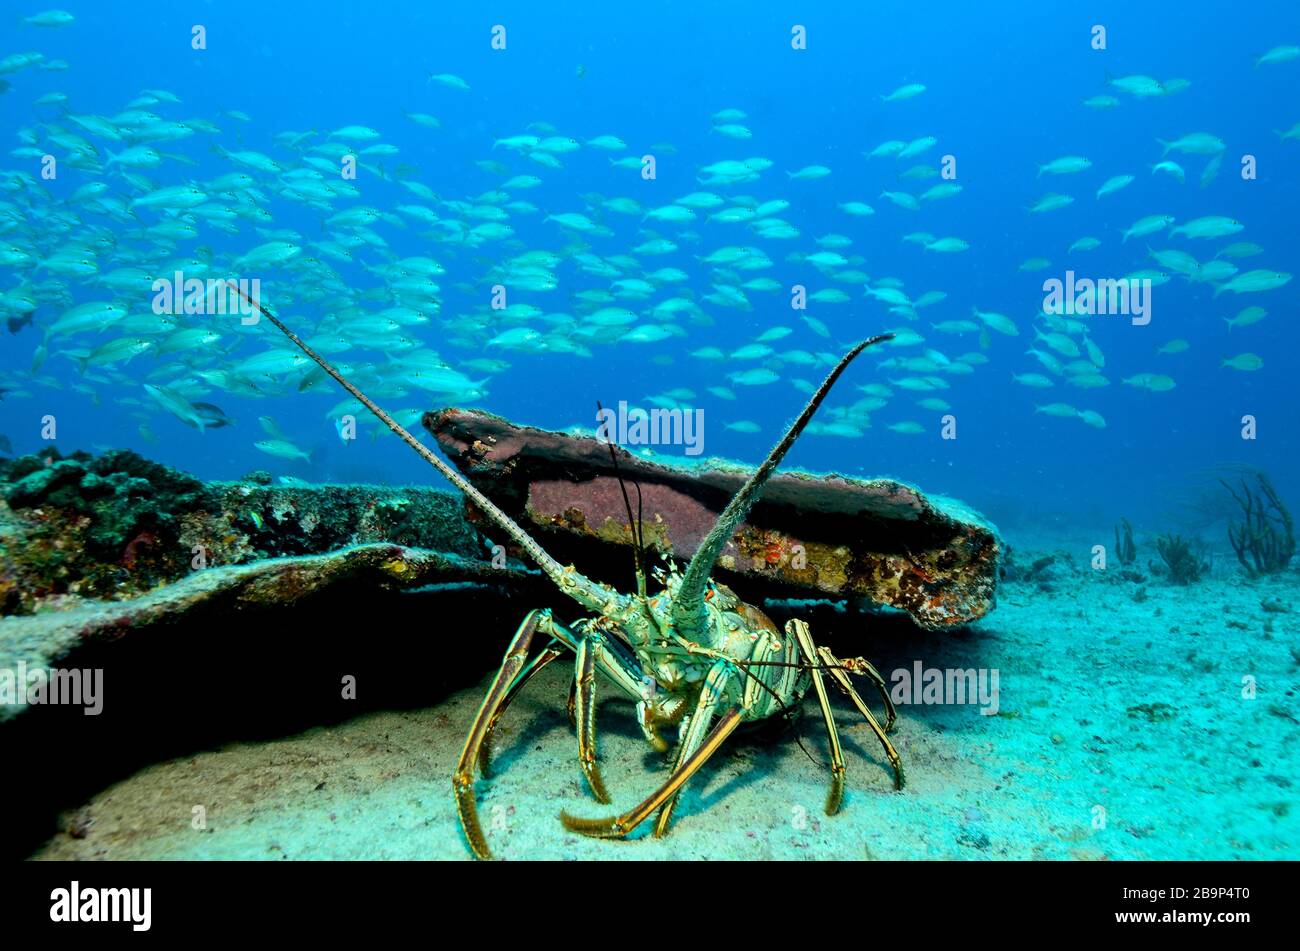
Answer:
254;438;312;462
1037;155;1092;176
143;383;206;432
880;83;926;102
1221;353;1264;371
1212;270;1292;296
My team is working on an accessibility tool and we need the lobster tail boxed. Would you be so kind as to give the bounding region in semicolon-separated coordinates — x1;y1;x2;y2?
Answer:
670;334;894;640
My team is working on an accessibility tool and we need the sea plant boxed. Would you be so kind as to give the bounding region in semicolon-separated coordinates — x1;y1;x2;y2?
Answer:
1155;533;1209;585
1114;517;1136;566
1220;473;1295;577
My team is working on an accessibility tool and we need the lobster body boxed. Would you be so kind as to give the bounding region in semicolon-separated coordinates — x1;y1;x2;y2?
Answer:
631;573;810;729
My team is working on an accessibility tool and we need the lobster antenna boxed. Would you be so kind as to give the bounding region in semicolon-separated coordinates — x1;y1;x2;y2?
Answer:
227;281;618;615
635;477;645;565
597;400;647;598
671;334;894;641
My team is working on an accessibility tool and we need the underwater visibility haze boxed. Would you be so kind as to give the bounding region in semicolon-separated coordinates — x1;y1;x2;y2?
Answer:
0;0;1297;866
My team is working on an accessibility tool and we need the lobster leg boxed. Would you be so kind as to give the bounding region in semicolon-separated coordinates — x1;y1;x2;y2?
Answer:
835;654;898;731
818;646;906;790
477;639;565;778
565;676;579;729
562;659;742;840
455;609;549;860
459;612;647;857
569;631;649;801
650;694;720;836
788;620;848;816
567;627;645;729
574;636;611;803
652;626;790;834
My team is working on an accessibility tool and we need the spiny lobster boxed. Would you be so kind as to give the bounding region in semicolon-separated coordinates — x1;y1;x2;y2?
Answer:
232;282;903;859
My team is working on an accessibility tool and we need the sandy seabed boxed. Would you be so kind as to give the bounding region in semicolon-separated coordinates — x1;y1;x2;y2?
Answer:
32;555;1299;861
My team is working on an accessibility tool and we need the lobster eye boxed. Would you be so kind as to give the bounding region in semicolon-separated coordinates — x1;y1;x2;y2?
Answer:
710;583;739;609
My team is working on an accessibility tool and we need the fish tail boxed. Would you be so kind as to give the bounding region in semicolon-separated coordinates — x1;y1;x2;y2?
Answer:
1157;139;1171;158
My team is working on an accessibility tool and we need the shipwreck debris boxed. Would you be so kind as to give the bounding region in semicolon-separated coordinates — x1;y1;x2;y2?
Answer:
425;408;1002;629
0;449;482;615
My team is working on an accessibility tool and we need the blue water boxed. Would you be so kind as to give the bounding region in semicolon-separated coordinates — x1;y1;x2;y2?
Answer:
2;0;1298;535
